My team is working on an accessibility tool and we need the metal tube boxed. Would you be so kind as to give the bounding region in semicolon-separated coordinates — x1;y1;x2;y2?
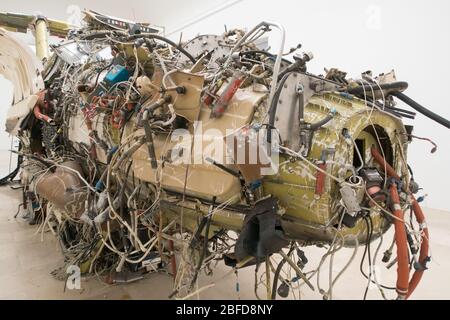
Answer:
279;250;315;291
34;18;49;61
224;21;285;107
265;257;272;300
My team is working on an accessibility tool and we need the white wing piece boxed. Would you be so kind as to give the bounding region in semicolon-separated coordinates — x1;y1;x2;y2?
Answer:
0;28;44;135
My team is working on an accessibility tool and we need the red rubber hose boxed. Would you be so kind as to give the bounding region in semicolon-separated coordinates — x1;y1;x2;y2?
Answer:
389;184;410;298
315;163;326;195
371;146;429;299
33;105;54;124
406;200;429;299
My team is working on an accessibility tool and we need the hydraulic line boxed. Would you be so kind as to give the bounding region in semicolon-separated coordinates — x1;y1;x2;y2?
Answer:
407;200;430;299
346;82;450;125
33;105;55;125
239;50;292;66
389;183;410;299
309;114;334;131
267;71;293;145
224;21;285;107
393;91;450;130
371;146;397;178
371;146;430;299
347;81;408;96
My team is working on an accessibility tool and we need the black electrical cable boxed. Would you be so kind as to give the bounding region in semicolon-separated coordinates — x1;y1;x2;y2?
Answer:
271;247;295;300
79;30;196;64
363;216;373;300
267;71;294;145
349;82;450;128
128;34;196;64
359;216;396;292
393;91;450;130
407;164;414;180
239;50;292;65
0;143;23;186
271;259;287;300
383;105;416;116
367;97;414;119
382;108;416;120
14;203;24;219
190;214;212;289
309;114;334;131
76;31;112;41
277;59;307;81
347;82;409;96
93;61;114;88
240;50;275;58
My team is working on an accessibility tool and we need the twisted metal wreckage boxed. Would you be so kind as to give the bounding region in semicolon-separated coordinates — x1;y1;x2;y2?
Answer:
1;10;448;300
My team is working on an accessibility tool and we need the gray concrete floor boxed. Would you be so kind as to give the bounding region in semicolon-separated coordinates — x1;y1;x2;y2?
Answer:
1;182;450;300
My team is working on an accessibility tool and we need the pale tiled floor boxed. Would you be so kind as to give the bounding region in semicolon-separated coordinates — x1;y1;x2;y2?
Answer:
1;180;450;299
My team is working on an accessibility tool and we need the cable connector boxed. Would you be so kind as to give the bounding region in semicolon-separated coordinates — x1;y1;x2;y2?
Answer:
387;177;402;190
382;249;392;263
416;194;428;203
414;256;431;271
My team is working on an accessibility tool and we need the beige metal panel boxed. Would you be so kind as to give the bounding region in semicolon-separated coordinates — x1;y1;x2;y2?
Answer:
132;133;242;203
131;85;266;202
165;71;204;122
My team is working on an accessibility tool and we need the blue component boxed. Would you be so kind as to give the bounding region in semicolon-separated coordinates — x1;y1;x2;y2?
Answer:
340;92;354;100
109;146;119;156
95;180;104;192
104;65;130;85
248;180;262;191
417;196;425;203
